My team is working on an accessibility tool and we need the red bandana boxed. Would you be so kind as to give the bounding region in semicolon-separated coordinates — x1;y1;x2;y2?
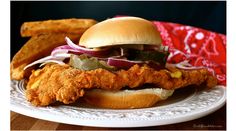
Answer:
153;21;226;85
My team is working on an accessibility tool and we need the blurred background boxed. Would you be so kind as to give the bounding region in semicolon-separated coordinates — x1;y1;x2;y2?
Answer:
11;1;226;58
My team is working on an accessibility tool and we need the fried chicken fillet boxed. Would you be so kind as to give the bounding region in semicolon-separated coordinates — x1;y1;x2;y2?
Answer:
26;64;217;106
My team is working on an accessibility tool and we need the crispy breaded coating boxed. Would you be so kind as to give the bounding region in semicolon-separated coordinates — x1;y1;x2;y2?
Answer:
21;18;97;37
10;33;80;80
26;64;217;106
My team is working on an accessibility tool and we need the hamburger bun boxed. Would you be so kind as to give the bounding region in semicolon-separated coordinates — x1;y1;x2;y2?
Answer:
83;88;174;109
79;17;162;48
79;17;170;109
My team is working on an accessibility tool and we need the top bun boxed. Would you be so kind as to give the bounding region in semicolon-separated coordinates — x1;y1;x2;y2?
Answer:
79;17;162;48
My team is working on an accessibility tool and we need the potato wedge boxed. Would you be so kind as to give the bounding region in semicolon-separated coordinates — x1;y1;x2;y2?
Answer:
11;33;80;80
20;18;97;37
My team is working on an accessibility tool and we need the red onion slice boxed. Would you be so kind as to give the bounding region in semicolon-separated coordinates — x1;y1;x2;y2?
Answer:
144;45;169;52
107;57;144;68
65;37;110;57
39;60;65;67
51;45;82;56
107;56;164;70
24;53;70;70
175;61;205;70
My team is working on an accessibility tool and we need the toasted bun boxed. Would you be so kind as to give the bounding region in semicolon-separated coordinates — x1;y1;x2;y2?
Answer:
83;88;174;109
79;17;162;48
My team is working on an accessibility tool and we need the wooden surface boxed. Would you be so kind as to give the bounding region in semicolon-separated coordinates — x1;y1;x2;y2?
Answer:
11;104;226;130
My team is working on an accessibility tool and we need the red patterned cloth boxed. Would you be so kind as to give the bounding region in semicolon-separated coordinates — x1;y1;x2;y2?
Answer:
153;21;226;85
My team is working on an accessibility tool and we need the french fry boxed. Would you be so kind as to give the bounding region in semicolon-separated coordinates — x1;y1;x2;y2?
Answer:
10;33;80;80
20;18;97;37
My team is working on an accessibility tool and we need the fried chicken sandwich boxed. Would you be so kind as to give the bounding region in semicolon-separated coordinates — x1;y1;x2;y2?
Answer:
23;17;217;109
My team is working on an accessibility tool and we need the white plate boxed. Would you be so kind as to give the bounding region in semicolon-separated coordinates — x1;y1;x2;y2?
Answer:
10;80;226;127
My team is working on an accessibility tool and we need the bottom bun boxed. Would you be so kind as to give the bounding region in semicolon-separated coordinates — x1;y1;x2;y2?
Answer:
83;88;174;109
